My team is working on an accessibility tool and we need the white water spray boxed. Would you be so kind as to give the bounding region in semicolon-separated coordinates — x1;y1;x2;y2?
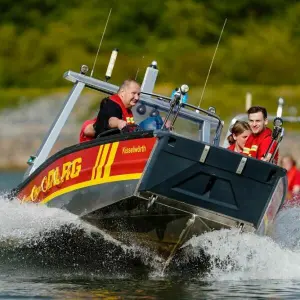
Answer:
3;191;300;281
182;223;300;281
0;197;80;244
0;194;163;271
272;205;300;250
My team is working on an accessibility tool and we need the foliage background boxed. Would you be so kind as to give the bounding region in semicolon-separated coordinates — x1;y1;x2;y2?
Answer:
1;0;300;119
2;0;300;170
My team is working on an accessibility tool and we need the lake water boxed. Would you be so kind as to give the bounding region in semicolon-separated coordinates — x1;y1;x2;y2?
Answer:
1;171;300;299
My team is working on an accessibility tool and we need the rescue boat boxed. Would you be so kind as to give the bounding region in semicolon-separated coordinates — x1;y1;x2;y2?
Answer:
11;60;287;260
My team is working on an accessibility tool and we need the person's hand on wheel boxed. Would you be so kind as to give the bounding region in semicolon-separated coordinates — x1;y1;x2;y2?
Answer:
117;120;127;130
121;124;142;133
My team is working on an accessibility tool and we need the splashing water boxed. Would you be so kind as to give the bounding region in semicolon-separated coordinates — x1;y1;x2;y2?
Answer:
180;208;300;281
0;194;163;276
271;205;300;250
0;197;80;244
3;189;300;281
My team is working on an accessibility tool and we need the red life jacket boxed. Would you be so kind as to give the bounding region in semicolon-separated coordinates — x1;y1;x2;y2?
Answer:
243;127;278;163
109;94;135;124
227;143;244;153
284;166;300;201
227;144;235;151
79;118;97;143
287;166;300;193
227;143;245;155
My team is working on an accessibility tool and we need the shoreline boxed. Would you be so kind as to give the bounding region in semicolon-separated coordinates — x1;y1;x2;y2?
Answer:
0;167;26;172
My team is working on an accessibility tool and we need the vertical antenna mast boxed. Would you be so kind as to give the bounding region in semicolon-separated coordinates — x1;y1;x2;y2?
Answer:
105;48;119;82
197;18;227;108
90;8;112;77
135;55;145;80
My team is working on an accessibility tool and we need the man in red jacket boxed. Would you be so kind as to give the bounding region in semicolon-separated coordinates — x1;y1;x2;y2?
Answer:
79;79;140;143
243;106;278;164
93;79;140;136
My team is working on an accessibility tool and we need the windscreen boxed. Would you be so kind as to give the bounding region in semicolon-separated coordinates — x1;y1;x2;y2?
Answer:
133;102;208;142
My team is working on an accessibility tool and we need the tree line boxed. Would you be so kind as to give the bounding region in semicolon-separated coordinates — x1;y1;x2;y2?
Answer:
0;0;299;88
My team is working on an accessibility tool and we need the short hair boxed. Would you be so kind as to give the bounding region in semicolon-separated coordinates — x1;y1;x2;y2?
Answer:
227;120;251;145
247;106;268;119
117;79;140;93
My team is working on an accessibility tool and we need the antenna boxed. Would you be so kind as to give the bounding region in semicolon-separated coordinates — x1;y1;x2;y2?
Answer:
90;8;112;78
105;48;119;81
197;18;227;108
135;55;145;80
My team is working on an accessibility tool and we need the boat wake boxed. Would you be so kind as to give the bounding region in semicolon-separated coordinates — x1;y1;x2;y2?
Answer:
271;203;300;249
172;205;300;281
2;192;300;281
0;194;163;278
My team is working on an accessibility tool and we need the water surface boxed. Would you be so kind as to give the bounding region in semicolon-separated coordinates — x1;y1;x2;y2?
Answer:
1;171;300;299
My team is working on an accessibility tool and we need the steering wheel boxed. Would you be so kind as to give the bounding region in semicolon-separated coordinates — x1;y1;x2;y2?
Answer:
97;128;120;138
97;124;143;138
121;124;143;133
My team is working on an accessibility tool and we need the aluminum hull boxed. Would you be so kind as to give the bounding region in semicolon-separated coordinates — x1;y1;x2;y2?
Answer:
13;131;287;259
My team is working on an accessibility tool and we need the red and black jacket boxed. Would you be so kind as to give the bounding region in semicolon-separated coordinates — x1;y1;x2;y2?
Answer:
93;94;136;136
109;94;135;124
243;127;278;163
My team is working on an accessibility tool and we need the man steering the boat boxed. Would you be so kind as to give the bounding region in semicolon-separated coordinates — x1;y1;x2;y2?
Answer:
79;79;172;142
79;79;140;142
93;79;140;136
243;106;279;164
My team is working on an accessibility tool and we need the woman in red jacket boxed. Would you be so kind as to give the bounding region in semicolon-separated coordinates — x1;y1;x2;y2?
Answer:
281;155;300;200
227;120;251;153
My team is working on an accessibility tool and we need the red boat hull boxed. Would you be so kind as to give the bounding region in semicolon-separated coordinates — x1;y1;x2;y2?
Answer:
16;137;157;204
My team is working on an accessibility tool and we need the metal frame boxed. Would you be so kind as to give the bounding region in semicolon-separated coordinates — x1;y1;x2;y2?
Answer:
23;63;224;179
64;70;221;128
24;82;85;177
136;191;255;233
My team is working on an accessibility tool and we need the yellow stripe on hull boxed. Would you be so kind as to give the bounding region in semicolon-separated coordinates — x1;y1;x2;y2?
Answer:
40;173;142;204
